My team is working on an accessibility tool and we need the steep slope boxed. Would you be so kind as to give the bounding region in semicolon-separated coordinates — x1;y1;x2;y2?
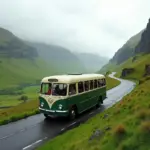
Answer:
28;42;87;74
110;30;143;65
0;28;37;59
99;30;143;74
75;52;109;73
135;18;150;54
99;18;150;74
0;28;55;89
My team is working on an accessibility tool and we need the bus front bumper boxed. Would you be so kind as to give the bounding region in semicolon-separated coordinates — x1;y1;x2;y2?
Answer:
39;107;69;117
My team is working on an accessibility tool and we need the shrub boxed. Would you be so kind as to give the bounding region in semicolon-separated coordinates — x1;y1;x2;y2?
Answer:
19;95;28;102
114;124;126;136
139;121;150;133
136;109;150;120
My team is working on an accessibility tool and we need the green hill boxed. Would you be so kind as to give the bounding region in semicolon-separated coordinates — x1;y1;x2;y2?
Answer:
0;28;56;89
0;58;55;89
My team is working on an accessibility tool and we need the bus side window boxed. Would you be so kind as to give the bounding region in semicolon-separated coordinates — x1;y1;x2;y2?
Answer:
78;82;84;93
100;79;103;86
94;79;97;88
103;79;106;85
84;81;89;91
90;80;93;90
69;84;76;95
97;79;101;87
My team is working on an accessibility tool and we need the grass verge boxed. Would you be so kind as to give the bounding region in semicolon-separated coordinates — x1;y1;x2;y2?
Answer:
106;76;121;90
37;77;150;150
0;100;39;125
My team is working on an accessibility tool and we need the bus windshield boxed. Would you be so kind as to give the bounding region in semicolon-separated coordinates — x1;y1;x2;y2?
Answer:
41;83;52;95
52;83;67;96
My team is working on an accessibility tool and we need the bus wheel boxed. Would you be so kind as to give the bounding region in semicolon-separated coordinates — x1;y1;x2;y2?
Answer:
96;101;101;108
68;107;77;120
96;97;102;108
44;114;50;118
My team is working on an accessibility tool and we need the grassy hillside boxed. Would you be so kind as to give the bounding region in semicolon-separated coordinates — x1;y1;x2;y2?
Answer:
98;63;117;74
38;77;150;150
0;58;55;89
0;76;120;125
99;53;150;80
114;54;150;80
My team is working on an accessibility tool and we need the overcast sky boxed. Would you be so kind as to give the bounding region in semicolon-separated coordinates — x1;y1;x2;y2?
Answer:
0;0;150;58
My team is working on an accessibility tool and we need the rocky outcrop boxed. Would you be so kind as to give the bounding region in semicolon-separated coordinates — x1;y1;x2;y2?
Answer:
135;18;150;54
109;31;143;65
89;129;103;141
121;68;135;77
144;64;150;76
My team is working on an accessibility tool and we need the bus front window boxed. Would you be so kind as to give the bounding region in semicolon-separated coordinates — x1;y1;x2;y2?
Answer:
52;83;67;96
41;83;52;95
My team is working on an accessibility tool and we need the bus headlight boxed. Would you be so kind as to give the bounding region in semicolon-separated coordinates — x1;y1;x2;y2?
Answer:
58;104;63;110
41;102;44;107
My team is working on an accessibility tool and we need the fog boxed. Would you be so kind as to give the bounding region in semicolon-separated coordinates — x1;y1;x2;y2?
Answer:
0;0;150;57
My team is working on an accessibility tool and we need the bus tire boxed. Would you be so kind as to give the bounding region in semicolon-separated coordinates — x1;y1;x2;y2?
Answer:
68;106;77;121
96;96;102;108
44;114;51;119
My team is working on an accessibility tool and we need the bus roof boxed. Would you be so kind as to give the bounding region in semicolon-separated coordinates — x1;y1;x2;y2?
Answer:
41;73;105;84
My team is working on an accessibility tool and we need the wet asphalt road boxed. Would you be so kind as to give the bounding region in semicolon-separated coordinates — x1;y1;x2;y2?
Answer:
0;73;135;150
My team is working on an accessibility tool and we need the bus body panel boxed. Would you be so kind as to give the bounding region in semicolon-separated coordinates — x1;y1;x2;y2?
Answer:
39;86;106;117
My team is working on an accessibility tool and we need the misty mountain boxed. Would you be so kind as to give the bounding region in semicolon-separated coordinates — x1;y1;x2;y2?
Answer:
99;18;150;74
75;52;109;72
27;42;87;74
110;30;143;65
135;18;150;54
0;28;38;59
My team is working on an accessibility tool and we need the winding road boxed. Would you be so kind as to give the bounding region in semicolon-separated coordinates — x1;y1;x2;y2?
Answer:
0;73;135;150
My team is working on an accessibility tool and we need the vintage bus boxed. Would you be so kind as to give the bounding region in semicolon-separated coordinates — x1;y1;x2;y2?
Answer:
39;73;106;120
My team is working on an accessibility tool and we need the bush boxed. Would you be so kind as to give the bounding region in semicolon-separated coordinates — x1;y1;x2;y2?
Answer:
114;124;126;136
139;121;150;133
19;95;28;102
136;109;150;120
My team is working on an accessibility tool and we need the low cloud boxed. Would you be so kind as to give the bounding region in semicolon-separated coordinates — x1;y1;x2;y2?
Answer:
0;0;150;57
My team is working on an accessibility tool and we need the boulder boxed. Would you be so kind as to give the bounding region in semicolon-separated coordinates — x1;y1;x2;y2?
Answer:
121;68;134;77
144;64;150;76
89;129;103;141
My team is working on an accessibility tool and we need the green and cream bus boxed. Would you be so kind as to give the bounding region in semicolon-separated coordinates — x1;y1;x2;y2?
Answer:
39;73;106;120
